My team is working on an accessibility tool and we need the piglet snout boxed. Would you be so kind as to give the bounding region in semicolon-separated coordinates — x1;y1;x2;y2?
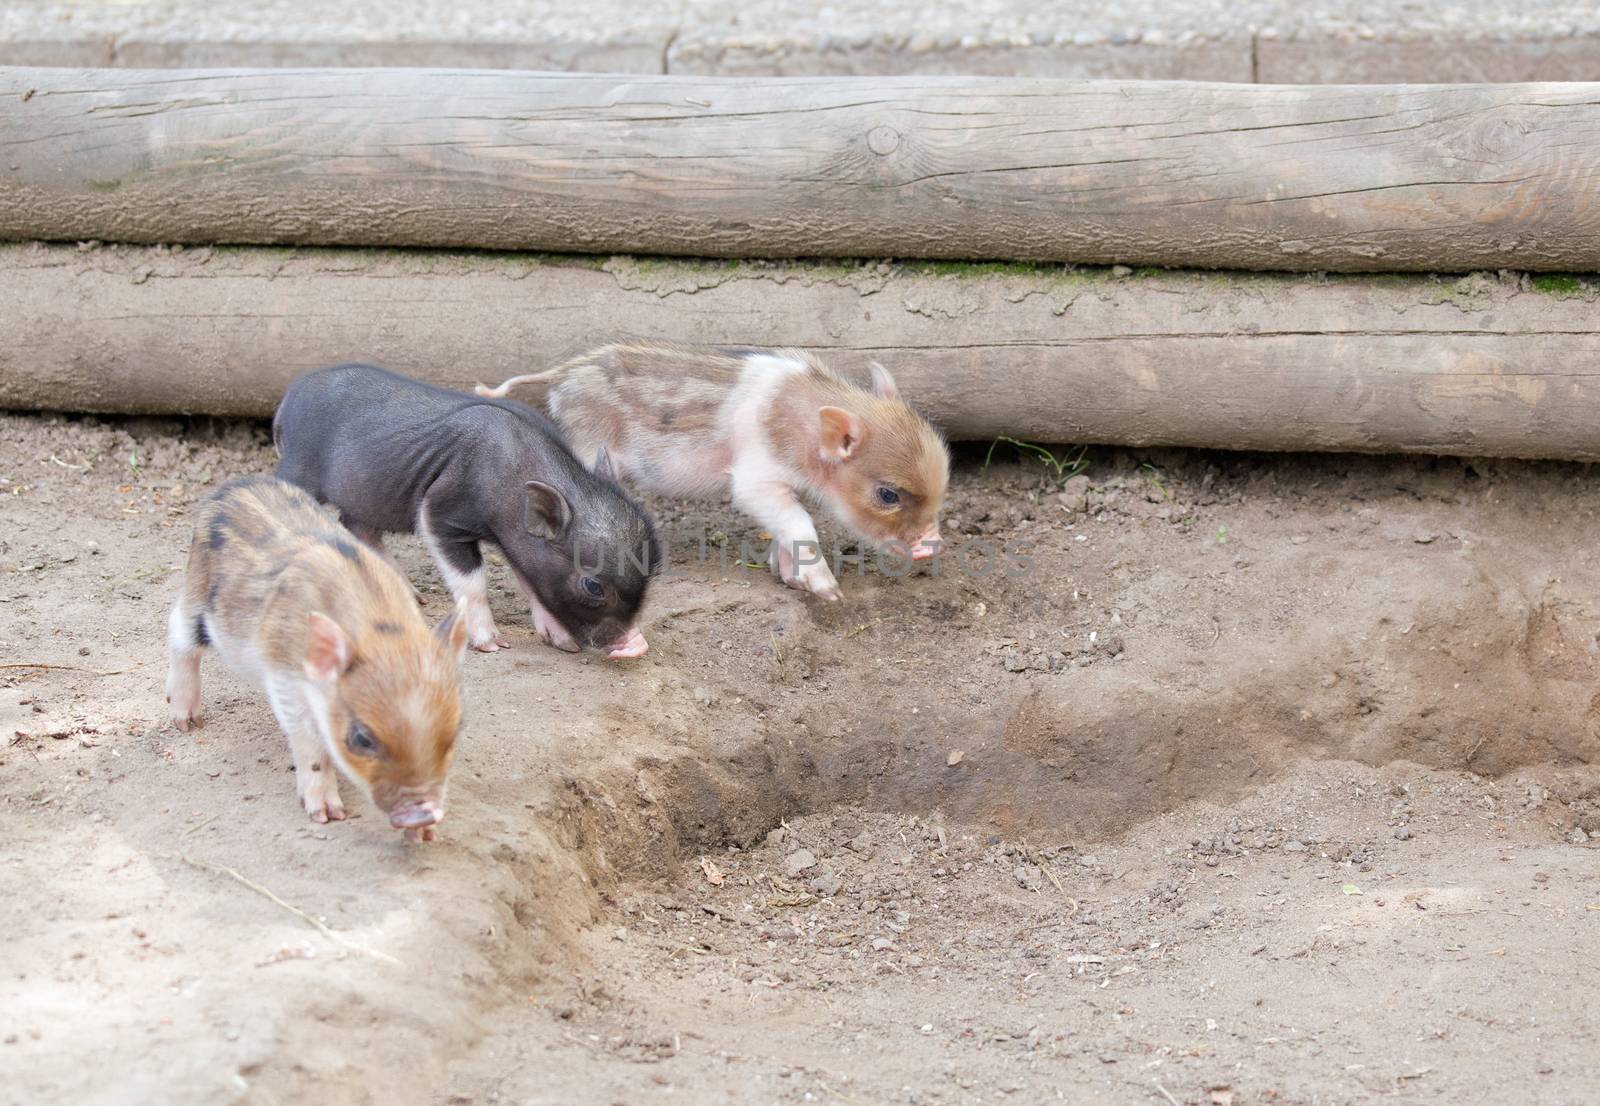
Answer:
910;527;943;561
389;799;443;831
607;625;649;660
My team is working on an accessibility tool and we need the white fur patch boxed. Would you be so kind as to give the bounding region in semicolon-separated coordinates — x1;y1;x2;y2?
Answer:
418;501;500;648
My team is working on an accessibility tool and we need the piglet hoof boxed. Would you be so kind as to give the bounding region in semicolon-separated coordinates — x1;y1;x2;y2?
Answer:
305;798;347;824
471;636;509;653
531;609;581;653
300;775;346;824
403;825;437;844
788;566;843;602
166;689;204;731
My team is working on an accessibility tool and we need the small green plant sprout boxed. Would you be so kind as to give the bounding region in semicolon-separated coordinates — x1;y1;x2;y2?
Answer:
1141;462;1172;502
1216;524;1228;545
983;436;1089;486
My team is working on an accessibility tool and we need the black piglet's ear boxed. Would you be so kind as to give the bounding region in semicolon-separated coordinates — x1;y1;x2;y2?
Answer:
525;481;571;540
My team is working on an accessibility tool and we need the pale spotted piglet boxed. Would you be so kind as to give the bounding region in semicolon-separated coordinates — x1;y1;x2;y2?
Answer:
479;343;949;600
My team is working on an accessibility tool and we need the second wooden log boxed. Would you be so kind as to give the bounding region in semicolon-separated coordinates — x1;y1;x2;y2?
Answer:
4;243;1599;460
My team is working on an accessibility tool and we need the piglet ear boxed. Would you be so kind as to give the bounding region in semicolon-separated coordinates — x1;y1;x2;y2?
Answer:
592;448;617;482
435;598;471;663
868;360;900;400
303;612;353;684
524;480;572;540
818;406;865;463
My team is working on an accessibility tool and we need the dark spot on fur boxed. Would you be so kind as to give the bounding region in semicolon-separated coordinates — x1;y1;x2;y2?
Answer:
372;621;403;635
659;409;676;427
322;534;362;563
207;517;228;551
206;579;220;608
194;616;210;647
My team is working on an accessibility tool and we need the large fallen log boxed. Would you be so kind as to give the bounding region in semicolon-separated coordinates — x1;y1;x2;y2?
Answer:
4;68;1600;271
4;243;1599;460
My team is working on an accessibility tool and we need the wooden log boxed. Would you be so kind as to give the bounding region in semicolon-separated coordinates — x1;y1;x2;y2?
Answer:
4;68;1600;271
4;243;1600;460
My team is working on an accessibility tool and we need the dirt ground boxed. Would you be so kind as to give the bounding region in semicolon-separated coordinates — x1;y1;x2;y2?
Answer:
3;411;1599;1106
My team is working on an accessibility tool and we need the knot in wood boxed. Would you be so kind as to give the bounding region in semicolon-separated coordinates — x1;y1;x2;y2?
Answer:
866;125;901;156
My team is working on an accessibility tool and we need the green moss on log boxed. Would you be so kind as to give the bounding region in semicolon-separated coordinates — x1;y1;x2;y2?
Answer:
1531;274;1585;296
903;260;1068;279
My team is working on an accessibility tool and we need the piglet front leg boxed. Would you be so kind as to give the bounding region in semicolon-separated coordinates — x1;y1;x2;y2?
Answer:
419;505;507;652
732;472;842;601
507;565;580;652
265;677;346;824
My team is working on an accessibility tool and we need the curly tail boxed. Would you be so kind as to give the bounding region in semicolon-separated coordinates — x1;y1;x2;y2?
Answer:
270;403;285;458
474;367;564;399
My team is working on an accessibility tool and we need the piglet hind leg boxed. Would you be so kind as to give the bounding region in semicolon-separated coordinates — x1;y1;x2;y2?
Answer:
265;677;346;824
165;601;205;731
731;473;843;601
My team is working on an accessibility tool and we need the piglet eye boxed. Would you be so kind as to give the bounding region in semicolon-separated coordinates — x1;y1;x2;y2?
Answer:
346;723;380;757
580;576;605;599
876;486;902;507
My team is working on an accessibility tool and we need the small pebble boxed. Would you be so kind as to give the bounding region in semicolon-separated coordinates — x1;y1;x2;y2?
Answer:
809;870;843;897
785;849;818;876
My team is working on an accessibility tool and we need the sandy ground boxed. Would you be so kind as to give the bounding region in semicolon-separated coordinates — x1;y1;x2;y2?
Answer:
3;411;1599;1106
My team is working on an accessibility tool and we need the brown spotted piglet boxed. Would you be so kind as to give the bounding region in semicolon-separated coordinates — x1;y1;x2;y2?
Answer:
478;344;949;601
165;476;469;841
